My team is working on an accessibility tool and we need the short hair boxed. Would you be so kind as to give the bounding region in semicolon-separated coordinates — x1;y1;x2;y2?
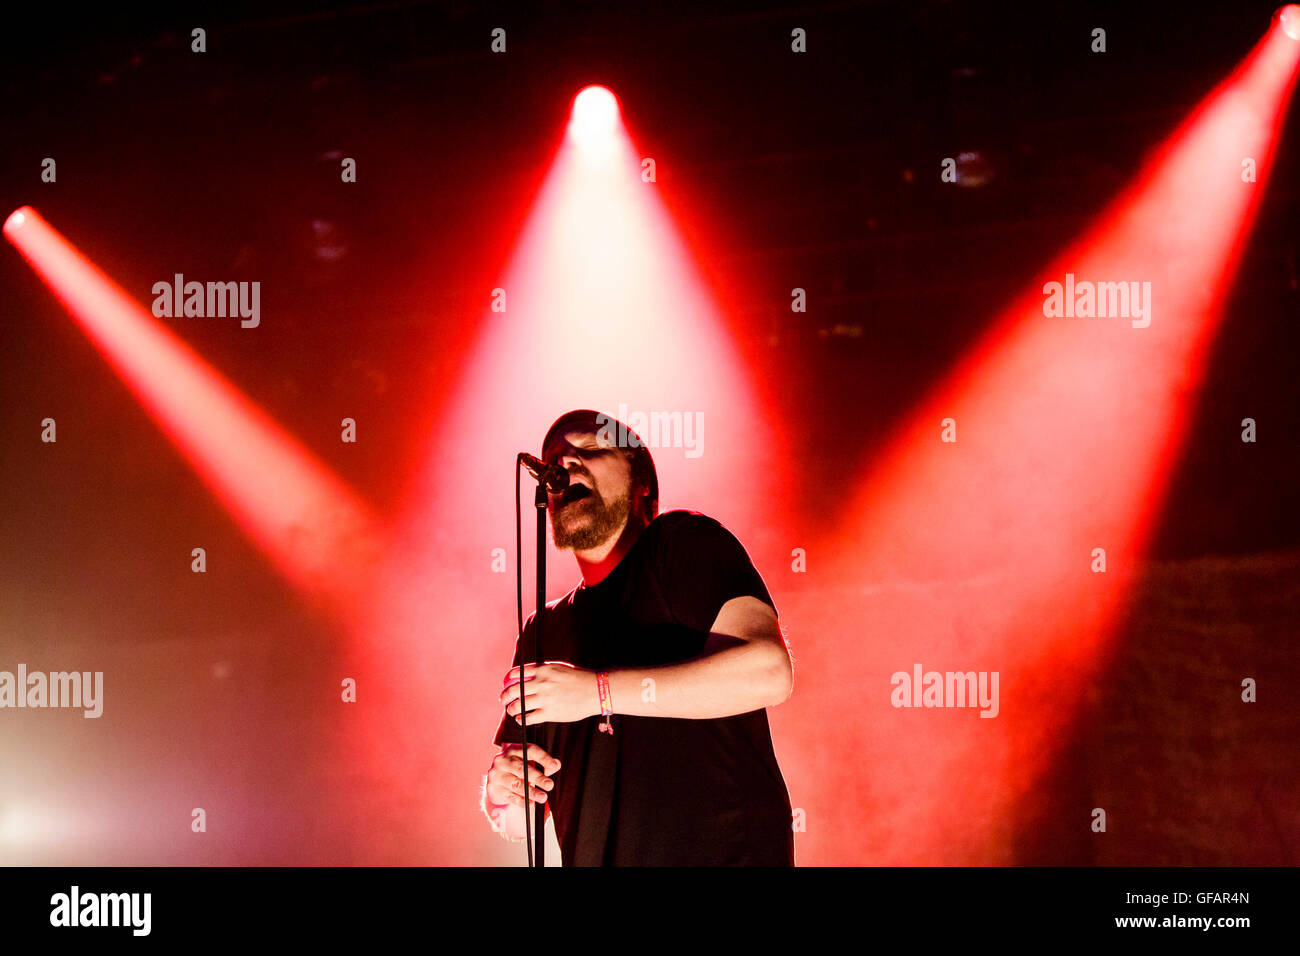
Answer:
542;409;659;520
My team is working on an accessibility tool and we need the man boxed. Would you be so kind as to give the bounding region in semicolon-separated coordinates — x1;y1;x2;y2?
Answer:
481;408;795;865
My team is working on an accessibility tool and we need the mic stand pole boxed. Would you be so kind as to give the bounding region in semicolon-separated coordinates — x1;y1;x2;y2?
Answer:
521;481;548;866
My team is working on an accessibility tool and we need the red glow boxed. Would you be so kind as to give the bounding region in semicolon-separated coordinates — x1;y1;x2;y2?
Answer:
1279;5;1300;41
4;207;380;613
345;86;789;862
774;26;1300;863
9;19;1297;864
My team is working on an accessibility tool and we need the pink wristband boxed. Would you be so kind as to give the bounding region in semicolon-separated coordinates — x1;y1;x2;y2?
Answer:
596;672;614;735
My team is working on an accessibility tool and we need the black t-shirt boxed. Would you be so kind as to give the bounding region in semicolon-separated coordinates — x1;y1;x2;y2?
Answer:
493;509;794;866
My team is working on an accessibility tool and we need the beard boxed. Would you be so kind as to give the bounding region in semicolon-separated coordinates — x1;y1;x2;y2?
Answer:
551;487;631;551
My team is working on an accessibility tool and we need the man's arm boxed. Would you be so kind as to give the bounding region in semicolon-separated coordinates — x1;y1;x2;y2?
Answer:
607;595;792;719
484;611;561;840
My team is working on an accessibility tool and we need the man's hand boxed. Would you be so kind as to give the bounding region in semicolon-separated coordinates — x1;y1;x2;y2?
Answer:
482;743;560;840
501;662;599;726
485;742;561;809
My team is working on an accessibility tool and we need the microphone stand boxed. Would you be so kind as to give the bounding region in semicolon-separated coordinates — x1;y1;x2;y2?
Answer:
516;454;557;867
525;479;548;866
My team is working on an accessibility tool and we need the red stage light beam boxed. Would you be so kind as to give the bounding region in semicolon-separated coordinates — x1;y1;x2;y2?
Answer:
4;207;380;613
777;20;1300;864
345;84;790;863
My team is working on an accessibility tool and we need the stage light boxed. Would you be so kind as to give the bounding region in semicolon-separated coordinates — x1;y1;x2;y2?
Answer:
567;85;621;153
1279;4;1300;41
342;77;789;863
954;149;994;188
4;206;381;615
781;18;1300;864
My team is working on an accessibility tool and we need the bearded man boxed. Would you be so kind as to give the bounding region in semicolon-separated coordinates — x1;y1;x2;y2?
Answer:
481;409;795;866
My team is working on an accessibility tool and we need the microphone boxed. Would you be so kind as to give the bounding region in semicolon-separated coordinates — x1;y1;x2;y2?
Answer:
518;452;570;492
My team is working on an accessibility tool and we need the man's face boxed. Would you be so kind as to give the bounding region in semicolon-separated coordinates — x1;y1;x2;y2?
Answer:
544;428;634;551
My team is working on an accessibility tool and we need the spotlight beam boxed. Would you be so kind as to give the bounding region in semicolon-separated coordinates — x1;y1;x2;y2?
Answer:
4;207;381;614
784;22;1300;864
340;82;792;862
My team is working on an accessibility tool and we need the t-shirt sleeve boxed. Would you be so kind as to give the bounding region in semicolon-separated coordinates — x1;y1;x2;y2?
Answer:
492;613;533;747
657;512;777;634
